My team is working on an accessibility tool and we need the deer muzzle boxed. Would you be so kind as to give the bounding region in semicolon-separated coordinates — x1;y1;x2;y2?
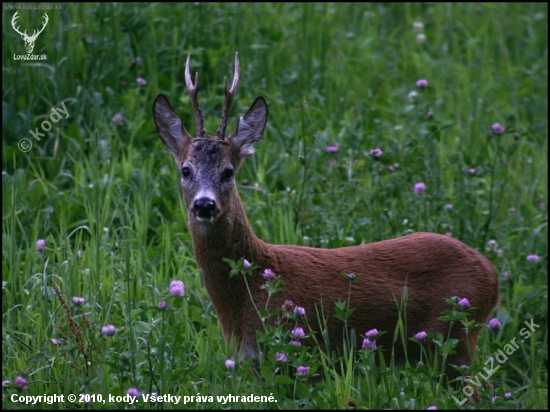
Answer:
192;197;219;222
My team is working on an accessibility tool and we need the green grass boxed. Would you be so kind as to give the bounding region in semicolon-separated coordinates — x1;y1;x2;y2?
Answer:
2;2;547;409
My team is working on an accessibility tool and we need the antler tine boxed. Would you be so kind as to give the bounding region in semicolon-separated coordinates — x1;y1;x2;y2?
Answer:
30;13;49;39
11;11;27;37
216;52;240;140
184;54;205;138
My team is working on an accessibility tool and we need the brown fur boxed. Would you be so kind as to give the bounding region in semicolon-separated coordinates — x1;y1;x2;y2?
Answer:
190;196;499;376
152;54;500;379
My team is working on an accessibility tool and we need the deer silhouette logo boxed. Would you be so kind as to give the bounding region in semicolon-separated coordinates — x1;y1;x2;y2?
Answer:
11;11;49;54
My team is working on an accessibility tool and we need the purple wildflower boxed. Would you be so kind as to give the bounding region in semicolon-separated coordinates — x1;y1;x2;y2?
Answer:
14;376;27;390
136;77;147;86
275;352;288;362
370;148;383;158
469;168;476;175
296;365;310;375
487;239;498;250
294;306;306;317
389;162;400;172
169;280;185;297
526;254;539;262
458;298;470;308
289;339;302;346
101;324;116;337
488;318;502;330
262;268;276;281
72;296;85;306
2;380;10;388
158;301;167;310
414;331;428;341
414;182;426;195
282;299;294;311
504;392;512;400
416;79;428;88
52;338;61;345
225;359;235;370
365;328;378;339
243;259;251;269
111;113;124;126
444;204;453;211
491;123;504;135
427;407;438;410
362;338;377;351
491;395;499;404
326;144;339;153
126;387;140;398
36;239;46;251
291;326;306;339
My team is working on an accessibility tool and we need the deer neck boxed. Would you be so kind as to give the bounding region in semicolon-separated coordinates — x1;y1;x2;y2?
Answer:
190;190;267;290
189;194;265;267
187;190;269;342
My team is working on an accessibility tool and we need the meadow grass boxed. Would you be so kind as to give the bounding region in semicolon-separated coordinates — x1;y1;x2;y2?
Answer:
2;2;547;409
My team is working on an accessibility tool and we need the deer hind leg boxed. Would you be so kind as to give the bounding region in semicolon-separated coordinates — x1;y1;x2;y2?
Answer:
240;326;260;365
444;330;489;404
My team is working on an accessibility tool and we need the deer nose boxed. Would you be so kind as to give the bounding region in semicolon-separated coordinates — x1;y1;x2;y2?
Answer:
192;197;218;221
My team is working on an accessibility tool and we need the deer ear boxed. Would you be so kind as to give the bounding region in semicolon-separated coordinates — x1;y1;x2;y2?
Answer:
229;97;268;159
153;94;192;156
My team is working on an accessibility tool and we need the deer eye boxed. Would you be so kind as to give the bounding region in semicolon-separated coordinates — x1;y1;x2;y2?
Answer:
222;167;234;181
181;166;191;179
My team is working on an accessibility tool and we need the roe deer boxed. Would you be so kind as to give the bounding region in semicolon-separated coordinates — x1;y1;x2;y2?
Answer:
153;53;500;379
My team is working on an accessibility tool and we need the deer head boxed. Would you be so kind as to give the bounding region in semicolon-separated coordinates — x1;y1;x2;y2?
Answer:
11;11;49;54
153;53;268;226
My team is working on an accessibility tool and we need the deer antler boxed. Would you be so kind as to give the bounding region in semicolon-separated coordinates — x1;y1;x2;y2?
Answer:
11;12;49;41
31;13;49;40
216;52;240;140
184;54;205;138
11;11;27;38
